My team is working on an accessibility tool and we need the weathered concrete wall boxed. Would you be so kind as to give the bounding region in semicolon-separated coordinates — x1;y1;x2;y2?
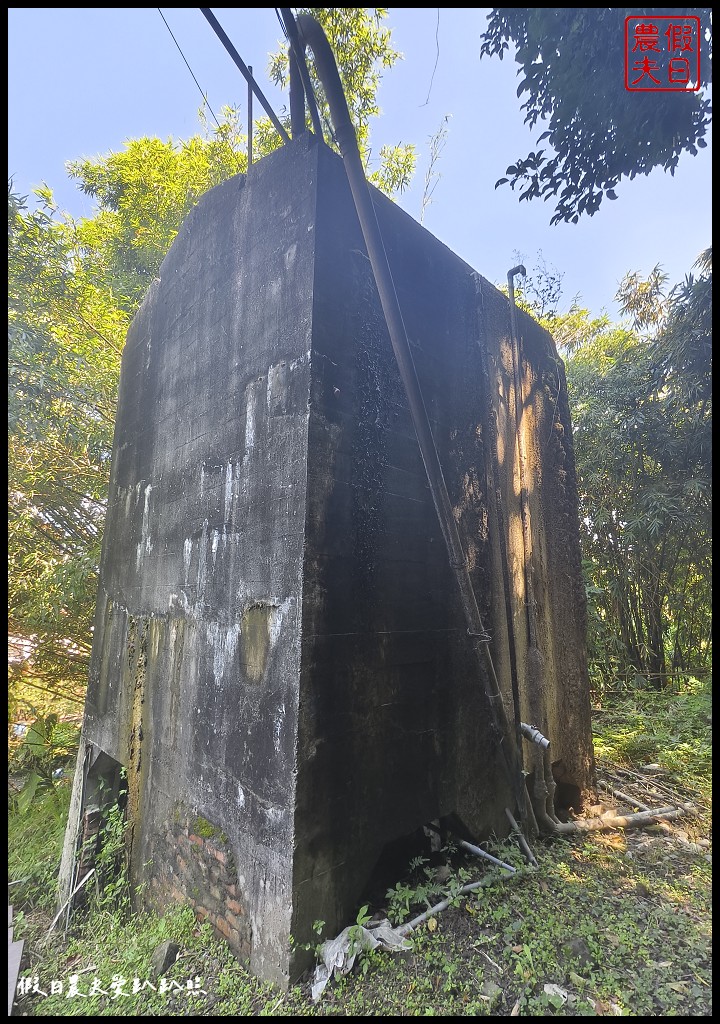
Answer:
63;139;320;985
62;135;595;988
291;144;595;943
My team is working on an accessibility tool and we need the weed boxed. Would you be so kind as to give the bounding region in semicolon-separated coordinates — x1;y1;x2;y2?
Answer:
385;858;445;925
9;713;79;815
9;682;712;1016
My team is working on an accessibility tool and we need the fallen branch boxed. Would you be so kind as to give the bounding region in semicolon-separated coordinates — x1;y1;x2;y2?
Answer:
479;948;501;972
598;780;652;811
611;765;695;806
565;806;696;833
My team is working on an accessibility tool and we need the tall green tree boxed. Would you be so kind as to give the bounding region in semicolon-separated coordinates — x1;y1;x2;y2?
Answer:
67;108;248;312
562;256;712;686
511;250;711;686
8;186;125;696
9;8;415;704
480;9;712;224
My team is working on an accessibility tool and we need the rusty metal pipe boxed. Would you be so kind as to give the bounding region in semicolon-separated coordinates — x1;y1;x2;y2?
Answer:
280;7;323;139
200;8;290;144
295;14;528;828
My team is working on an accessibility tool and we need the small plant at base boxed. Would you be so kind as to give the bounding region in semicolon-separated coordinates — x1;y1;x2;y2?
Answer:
446;866;472;904
386;860;445;924
292;918;326;957
347;904;372;956
92;799;132;914
347;905;378;978
78;773;132;917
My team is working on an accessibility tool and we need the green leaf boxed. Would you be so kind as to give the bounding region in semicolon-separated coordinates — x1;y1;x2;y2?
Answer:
479;8;712;224
16;773;42;815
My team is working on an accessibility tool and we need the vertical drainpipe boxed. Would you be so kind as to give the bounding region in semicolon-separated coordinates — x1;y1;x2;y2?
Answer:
247;66;253;167
294;14;529;836
282;7;323;140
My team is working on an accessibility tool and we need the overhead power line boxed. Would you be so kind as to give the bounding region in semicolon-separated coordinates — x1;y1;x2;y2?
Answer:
157;8;222;128
421;9;441;107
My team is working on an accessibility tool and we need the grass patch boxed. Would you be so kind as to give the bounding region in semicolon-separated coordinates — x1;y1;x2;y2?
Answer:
10;681;711;1016
9;782;72;912
591;675;712;804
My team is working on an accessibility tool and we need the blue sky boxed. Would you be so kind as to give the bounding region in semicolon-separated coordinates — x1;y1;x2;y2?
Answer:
8;8;713;318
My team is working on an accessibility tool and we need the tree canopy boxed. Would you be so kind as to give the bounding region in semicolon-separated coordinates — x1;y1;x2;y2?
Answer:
514;250;712;686
8;7;415;703
480;8;712;224
8;186;123;697
7;8;711;709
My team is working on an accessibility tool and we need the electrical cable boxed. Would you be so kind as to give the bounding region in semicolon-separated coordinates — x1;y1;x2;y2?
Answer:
157;8;221;128
421;9;441;107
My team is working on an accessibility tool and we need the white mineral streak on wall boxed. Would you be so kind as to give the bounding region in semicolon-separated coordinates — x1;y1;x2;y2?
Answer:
206;621;242;684
263;806;284;825
183;538;193;585
142;485;153;552
273;704;285;753
283;242;297;269
224;461;234;520
196;519;209;599
288;350;311;371
244;391;256;462
269;597;295;647
136;483;153;569
266;363;281;411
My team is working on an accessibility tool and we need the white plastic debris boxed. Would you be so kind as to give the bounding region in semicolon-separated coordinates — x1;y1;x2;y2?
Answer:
543;983;569;1004
310;919;413;1001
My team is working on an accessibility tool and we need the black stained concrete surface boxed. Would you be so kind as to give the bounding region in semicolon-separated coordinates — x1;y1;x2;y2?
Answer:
61;135;595;987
